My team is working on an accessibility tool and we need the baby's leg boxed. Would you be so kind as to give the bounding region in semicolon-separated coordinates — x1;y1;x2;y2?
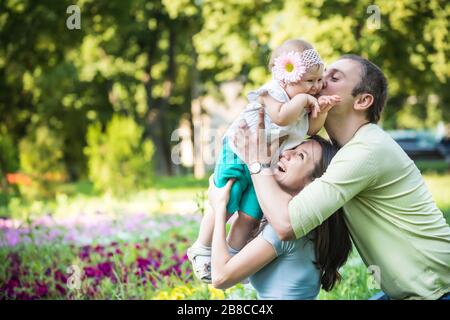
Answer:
227;182;263;251
194;206;215;247
227;211;260;251
194;206;234;246
194;177;244;247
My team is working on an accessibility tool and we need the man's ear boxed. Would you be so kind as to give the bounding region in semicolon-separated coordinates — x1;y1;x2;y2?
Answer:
353;93;374;111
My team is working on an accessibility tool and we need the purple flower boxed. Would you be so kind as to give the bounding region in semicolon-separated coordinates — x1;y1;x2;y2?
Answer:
136;257;150;271
94;245;104;253
79;249;90;260
84;266;98;278
97;261;113;277
54;269;67;283
55;283;67;295
3;276;20;296
34;281;49;297
170;265;182;276
150;259;160;269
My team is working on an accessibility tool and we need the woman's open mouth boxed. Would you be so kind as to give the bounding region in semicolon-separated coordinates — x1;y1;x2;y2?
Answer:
277;161;287;173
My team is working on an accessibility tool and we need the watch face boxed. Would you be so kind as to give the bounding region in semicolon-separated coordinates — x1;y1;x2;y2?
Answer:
250;162;261;174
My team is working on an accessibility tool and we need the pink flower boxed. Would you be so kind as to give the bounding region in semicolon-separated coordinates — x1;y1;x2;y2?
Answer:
5;229;21;247
272;51;307;83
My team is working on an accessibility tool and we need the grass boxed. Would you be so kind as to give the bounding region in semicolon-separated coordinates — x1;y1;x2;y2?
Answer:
423;173;450;222
153;175;209;190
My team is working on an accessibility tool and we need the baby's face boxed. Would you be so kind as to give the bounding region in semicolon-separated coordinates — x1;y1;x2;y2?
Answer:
284;64;324;98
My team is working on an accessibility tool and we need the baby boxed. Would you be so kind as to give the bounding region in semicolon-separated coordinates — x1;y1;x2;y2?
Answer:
187;39;341;283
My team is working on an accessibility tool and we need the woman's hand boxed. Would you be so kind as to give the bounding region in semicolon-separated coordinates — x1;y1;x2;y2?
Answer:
208;175;234;214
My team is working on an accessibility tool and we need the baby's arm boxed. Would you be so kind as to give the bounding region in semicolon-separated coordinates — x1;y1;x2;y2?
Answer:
261;93;317;127
308;95;342;136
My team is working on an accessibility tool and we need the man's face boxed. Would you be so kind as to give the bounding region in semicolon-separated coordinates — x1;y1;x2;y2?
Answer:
320;59;362;116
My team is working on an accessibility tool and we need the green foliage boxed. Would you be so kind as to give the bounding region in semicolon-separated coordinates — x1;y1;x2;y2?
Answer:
84;115;155;196
18;125;65;199
0;127;19;174
0;0;448;183
0;126;19;207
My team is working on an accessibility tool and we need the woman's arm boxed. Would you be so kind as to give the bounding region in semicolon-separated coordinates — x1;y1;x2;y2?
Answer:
208;177;277;290
263;93;318;127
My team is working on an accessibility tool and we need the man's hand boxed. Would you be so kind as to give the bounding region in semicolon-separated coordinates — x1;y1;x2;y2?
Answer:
233;108;277;165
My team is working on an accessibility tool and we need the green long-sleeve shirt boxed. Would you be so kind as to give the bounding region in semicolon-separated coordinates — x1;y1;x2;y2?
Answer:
288;123;450;299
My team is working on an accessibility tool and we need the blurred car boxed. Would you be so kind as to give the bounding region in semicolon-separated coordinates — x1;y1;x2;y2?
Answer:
437;137;450;162
388;130;448;161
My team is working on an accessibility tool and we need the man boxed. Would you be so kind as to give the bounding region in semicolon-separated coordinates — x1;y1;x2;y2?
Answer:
233;54;450;300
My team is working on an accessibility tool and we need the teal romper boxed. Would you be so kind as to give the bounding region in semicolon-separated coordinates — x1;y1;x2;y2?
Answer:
214;138;263;219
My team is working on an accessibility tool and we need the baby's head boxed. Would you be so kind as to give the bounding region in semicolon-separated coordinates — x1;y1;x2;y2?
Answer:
269;39;324;99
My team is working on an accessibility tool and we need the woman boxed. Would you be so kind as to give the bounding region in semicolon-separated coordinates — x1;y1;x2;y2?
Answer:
209;135;352;299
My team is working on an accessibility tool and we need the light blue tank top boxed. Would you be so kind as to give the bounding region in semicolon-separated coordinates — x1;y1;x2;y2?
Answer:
249;224;321;300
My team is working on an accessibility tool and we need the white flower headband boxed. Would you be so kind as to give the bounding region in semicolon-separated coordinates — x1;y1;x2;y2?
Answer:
272;49;323;83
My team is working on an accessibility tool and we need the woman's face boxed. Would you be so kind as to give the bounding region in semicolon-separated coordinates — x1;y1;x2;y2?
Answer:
274;140;322;193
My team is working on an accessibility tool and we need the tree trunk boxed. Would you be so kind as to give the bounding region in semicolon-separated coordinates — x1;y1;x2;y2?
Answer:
142;24;178;176
189;50;205;178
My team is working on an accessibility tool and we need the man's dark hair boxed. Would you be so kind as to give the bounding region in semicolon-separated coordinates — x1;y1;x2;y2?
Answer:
339;54;388;123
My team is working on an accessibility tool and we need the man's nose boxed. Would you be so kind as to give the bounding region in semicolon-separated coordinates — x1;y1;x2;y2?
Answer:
322;80;328;90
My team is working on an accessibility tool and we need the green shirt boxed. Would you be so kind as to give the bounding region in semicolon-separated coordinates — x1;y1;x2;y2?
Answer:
288;123;450;299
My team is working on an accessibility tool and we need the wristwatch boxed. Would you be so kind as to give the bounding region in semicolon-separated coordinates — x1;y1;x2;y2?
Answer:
249;162;271;175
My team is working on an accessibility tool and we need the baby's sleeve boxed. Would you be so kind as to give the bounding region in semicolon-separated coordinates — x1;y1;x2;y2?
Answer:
247;82;288;104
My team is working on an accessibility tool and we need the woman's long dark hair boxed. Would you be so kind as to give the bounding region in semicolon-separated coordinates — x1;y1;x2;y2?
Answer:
251;135;352;291
308;135;352;291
